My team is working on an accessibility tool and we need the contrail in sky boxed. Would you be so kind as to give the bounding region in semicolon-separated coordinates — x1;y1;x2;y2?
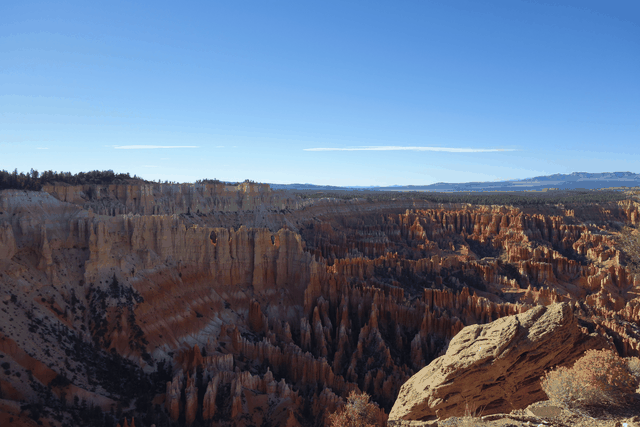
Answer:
304;146;515;152
114;145;199;149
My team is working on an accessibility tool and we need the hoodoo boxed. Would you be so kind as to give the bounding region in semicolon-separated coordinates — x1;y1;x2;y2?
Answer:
0;181;639;426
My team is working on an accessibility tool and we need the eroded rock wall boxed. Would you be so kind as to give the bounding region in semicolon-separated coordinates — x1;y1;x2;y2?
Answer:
41;181;302;216
1;188;639;426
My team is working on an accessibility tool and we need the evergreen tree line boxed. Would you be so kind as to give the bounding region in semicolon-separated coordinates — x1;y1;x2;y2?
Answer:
195;178;257;186
0;169;259;191
0;169;142;191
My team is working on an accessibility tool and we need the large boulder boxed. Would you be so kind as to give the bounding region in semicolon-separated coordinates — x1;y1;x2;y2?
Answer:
389;303;610;422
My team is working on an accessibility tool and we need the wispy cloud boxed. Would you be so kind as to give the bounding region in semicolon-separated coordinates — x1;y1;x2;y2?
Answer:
37;147;49;150
304;146;516;152
114;145;199;149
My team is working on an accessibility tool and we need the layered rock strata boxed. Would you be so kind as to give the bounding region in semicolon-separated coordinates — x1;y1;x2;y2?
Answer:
41;181;302;216
0;185;639;426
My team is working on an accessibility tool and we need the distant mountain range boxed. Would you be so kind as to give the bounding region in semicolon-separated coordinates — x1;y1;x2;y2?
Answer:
270;172;640;192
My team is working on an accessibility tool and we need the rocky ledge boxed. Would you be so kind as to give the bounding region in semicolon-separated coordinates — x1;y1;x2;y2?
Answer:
389;303;610;422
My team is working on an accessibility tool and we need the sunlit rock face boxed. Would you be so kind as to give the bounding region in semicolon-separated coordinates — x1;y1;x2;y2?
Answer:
388;303;610;421
41;181;302;216
0;184;638;426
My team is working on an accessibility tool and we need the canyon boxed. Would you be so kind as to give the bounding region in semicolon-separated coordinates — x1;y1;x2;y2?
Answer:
0;181;639;426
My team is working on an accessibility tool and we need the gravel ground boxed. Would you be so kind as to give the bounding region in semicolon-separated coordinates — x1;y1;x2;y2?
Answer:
424;397;640;427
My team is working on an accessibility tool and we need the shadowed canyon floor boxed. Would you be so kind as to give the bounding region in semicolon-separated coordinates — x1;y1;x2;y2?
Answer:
0;183;639;426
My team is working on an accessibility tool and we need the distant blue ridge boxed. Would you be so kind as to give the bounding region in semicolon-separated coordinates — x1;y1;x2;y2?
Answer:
269;172;640;192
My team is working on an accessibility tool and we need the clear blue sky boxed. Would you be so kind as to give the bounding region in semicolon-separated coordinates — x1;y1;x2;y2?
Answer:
1;1;639;186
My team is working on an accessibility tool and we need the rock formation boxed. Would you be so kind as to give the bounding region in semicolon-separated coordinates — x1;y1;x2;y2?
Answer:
41;181;302;216
388;303;610;421
0;182;639;426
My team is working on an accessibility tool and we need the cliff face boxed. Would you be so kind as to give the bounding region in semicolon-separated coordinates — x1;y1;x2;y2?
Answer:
1;185;639;426
41;181;302;216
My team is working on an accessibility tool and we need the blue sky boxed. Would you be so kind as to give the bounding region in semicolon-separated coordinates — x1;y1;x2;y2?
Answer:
1;1;639;186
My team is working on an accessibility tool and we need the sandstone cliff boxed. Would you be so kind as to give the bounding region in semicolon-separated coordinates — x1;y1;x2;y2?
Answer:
41;181;302;216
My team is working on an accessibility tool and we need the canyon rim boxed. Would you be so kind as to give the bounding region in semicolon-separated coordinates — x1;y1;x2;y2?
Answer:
0;177;639;426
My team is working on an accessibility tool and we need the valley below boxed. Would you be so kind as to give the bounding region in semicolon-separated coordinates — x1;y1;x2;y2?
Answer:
1;181;639;427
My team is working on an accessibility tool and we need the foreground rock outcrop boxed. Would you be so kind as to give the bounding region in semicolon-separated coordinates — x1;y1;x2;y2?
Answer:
389;302;610;422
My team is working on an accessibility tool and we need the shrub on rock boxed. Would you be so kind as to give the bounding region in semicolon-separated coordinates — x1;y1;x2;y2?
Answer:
541;349;639;408
628;356;640;383
328;391;379;427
